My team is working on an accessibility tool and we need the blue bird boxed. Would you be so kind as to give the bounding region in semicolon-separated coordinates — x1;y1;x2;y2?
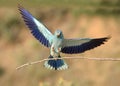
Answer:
18;5;110;70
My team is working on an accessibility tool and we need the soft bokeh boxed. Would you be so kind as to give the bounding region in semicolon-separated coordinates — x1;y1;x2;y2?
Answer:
0;0;120;86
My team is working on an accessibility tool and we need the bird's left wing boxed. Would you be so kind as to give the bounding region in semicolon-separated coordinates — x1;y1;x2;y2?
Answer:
61;37;110;54
18;5;53;47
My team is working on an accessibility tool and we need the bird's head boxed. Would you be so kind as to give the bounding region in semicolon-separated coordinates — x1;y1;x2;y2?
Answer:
54;29;64;38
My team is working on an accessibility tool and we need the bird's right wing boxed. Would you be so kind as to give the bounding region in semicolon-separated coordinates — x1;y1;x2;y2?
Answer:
61;37;110;54
18;5;53;47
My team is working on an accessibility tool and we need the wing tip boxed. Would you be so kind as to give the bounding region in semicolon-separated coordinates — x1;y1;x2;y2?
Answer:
18;4;24;12
18;4;33;24
18;4;26;19
18;4;30;16
102;36;111;43
106;35;111;40
93;36;111;46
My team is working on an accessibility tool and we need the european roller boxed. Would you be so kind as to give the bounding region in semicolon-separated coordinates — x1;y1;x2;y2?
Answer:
18;5;110;70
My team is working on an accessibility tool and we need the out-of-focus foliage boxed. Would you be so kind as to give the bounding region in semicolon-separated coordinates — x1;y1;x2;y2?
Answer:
0;66;5;77
0;17;22;44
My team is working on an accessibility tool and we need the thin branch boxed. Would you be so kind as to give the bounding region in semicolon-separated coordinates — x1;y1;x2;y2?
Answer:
16;57;120;70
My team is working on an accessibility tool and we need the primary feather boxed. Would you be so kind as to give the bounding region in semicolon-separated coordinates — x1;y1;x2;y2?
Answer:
18;5;53;47
61;37;110;54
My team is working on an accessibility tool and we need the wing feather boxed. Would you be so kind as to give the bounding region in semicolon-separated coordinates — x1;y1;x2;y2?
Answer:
18;5;53;47
61;37;110;54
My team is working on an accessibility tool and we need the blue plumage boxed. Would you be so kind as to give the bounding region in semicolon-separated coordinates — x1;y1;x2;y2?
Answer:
19;6;50;47
18;5;110;70
61;38;108;54
44;55;68;70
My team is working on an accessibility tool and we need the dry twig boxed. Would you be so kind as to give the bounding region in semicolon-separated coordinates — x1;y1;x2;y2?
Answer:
16;57;120;70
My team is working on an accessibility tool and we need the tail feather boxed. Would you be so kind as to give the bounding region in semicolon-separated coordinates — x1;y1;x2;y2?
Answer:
44;55;68;70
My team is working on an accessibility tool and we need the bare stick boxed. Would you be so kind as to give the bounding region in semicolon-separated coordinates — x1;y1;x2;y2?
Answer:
16;57;120;70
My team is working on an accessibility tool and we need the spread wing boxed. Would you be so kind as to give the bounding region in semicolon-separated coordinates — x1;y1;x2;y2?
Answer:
61;37;110;54
18;5;53;47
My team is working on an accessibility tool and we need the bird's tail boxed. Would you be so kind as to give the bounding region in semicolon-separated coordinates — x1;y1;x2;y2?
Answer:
44;55;68;70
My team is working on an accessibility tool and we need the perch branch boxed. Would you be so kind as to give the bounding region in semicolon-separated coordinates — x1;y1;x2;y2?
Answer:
16;57;120;70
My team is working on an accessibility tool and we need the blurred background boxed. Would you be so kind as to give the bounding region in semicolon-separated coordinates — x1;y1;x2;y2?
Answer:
0;0;120;86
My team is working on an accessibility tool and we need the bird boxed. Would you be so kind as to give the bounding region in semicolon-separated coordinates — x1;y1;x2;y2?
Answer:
18;5;110;70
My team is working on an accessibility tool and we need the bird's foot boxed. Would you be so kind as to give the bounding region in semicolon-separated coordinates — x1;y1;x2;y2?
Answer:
58;47;61;52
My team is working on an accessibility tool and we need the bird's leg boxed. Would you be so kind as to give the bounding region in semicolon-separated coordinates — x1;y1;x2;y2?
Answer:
51;45;56;53
58;47;61;52
51;46;61;60
51;46;54;51
51;46;57;60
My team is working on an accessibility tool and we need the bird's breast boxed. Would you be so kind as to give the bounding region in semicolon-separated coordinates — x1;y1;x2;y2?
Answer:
52;37;63;48
50;37;63;57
